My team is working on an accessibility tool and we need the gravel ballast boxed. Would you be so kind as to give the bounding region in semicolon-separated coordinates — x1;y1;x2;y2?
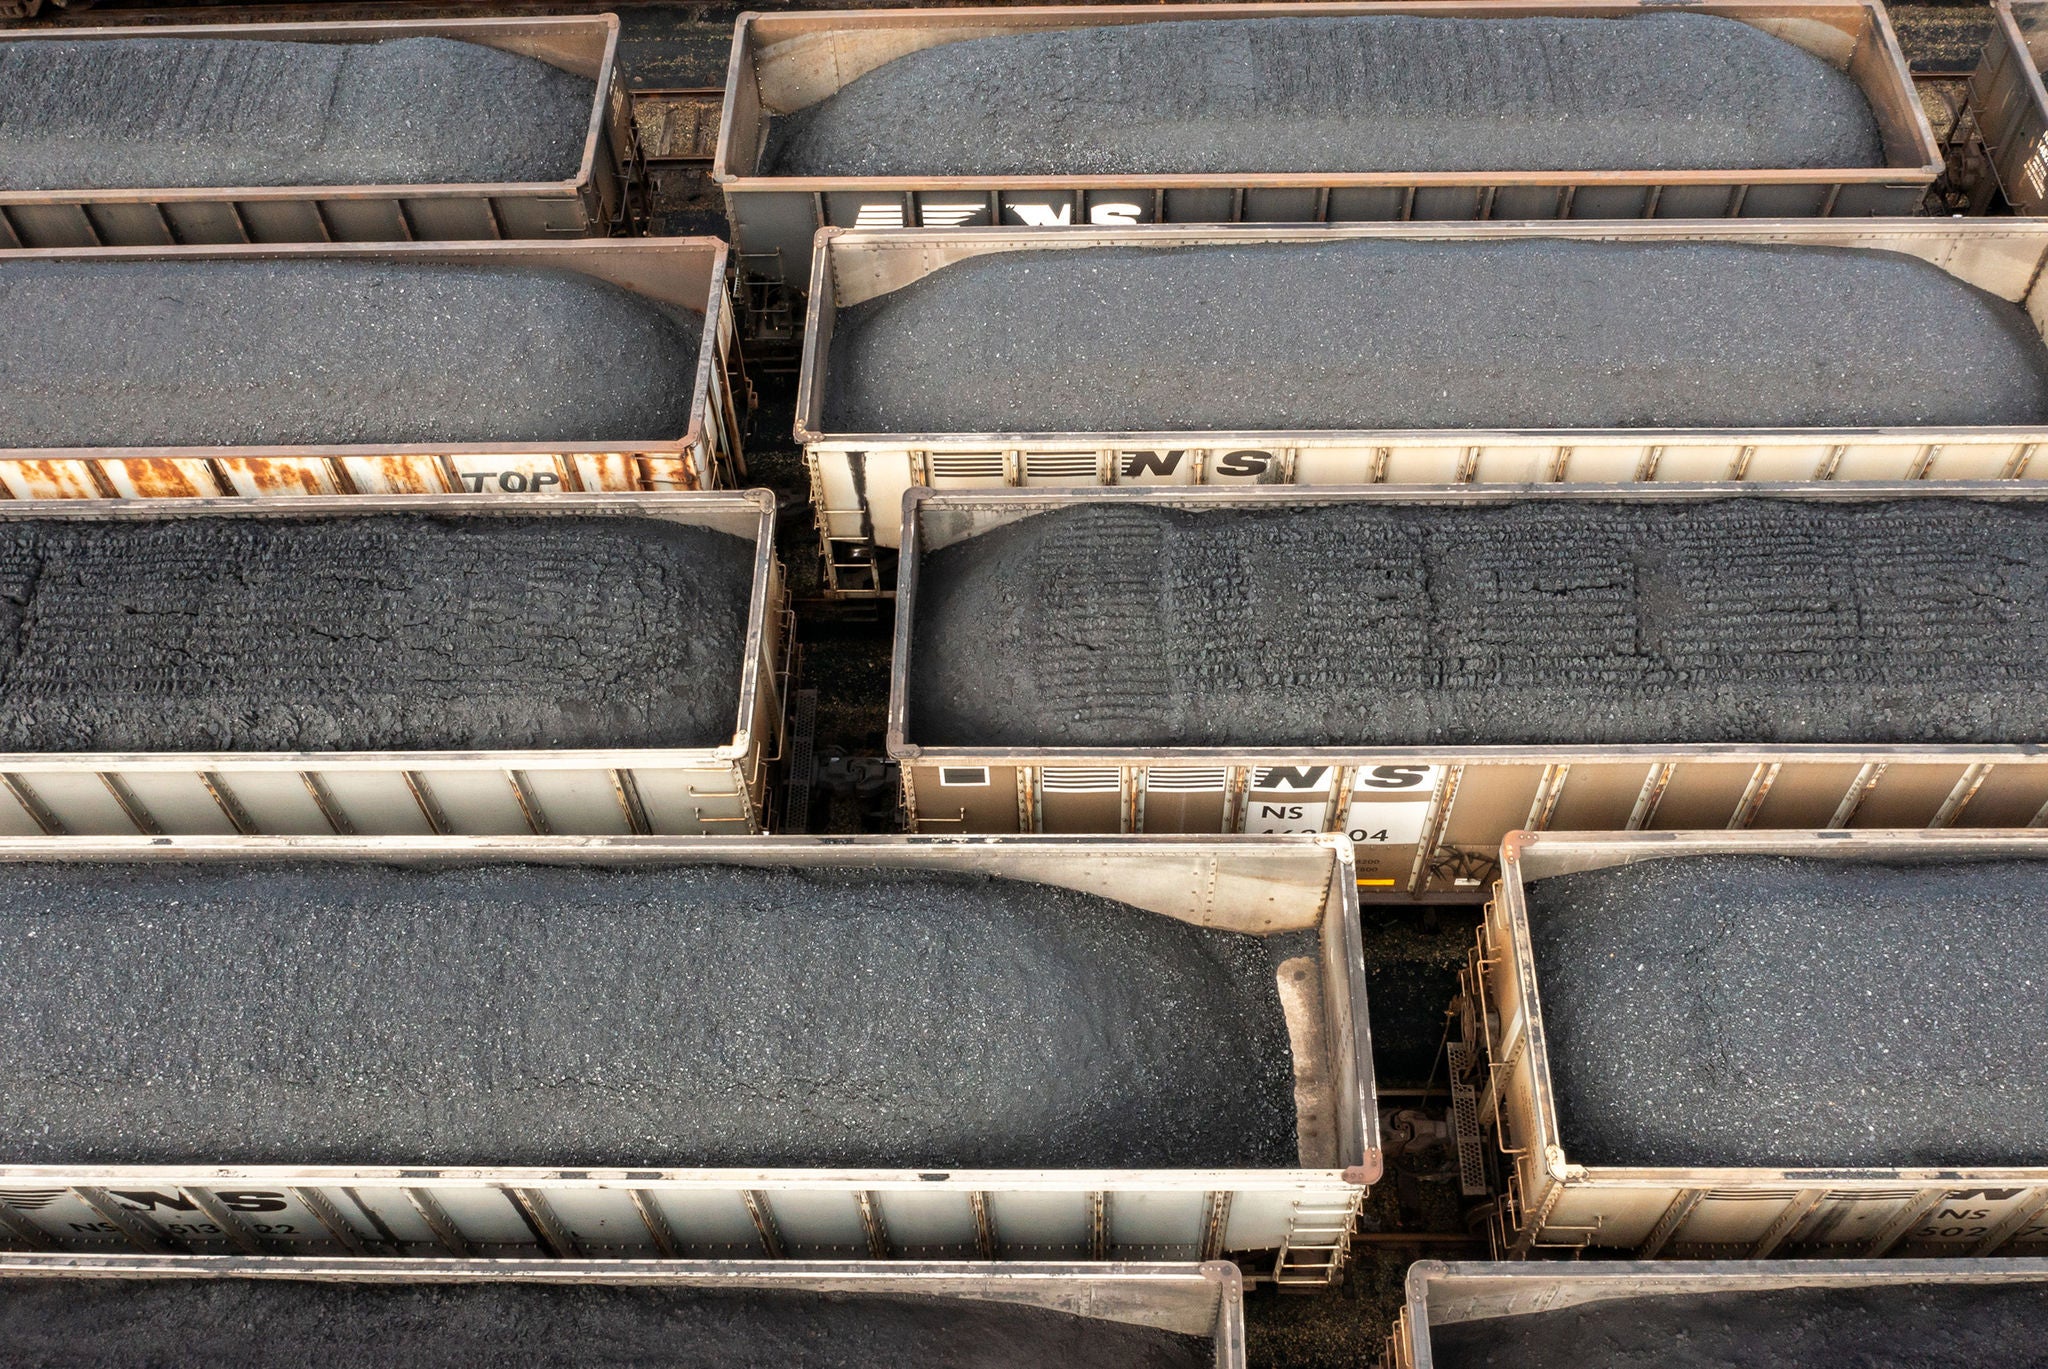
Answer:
1524;855;2048;1169
0;1281;1212;1369
0;861;1299;1168
908;499;2048;748
0;515;754;752
1432;1283;2048;1369
822;240;2048;433
0;36;595;190
766;14;1882;176
0;260;702;448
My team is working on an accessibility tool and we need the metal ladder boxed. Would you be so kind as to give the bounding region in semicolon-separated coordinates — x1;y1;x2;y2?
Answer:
1272;1194;1362;1286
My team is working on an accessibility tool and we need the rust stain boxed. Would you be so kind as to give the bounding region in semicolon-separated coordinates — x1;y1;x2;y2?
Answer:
1;460;103;500
217;459;339;497
101;459;213;499
642;455;699;491
574;454;639;493
335;456;450;495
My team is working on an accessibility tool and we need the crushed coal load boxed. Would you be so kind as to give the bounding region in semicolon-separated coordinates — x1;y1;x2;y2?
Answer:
1524;855;2048;1169
0;1280;1213;1369
0;37;594;189
0;515;753;752
823;240;2048;433
0;260;701;448
0;861;1300;1168
909;499;2048;748
766;14;1881;176
1431;1281;2048;1369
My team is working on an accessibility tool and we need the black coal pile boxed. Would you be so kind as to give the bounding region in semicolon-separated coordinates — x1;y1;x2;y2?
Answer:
1432;1281;2048;1369
0;861;1300;1168
0;36;594;189
910;499;2048;749
769;14;1881;176
1527;855;2048;1169
0;515;754;752
1;260;701;448
823;240;2048;433
0;1279;1214;1369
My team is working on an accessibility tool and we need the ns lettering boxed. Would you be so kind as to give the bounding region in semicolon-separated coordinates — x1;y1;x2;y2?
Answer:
1120;450;1275;479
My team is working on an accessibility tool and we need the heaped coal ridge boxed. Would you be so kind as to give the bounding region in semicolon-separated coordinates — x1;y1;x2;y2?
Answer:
0;515;753;752
0;260;702;448
821;240;2048;434
909;499;2048;749
767;14;1881;176
0;1281;1213;1369
1431;1282;2048;1369
1524;855;2048;1169
0;37;594;189
0;861;1299;1168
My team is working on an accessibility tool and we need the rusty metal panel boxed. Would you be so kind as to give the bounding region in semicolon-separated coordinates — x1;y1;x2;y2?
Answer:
0;16;641;243
332;457;451;496
95;459;220;500
0;461;106;500
568;454;643;493
717;0;1940;290
642;456;702;492
211;459;343;499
